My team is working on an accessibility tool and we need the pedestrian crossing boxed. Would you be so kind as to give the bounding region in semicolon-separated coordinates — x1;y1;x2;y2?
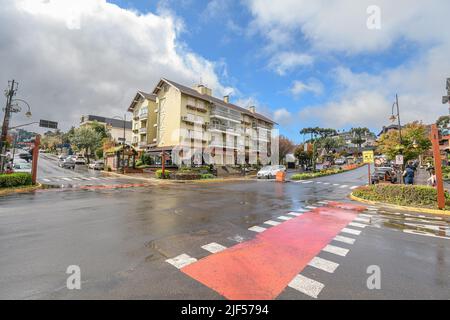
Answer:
38;176;118;184
166;200;370;300
290;179;362;190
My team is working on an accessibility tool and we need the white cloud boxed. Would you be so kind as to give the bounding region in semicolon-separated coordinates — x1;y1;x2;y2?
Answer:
268;52;314;76
289;79;323;97
273;108;293;125
0;0;233;130
246;0;450;54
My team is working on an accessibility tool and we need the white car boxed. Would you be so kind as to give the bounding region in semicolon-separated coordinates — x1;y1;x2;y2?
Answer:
74;156;86;165
257;165;286;179
88;160;104;170
13;161;32;173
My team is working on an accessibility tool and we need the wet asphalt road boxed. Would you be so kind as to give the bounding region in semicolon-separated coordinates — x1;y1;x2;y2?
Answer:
0;165;449;299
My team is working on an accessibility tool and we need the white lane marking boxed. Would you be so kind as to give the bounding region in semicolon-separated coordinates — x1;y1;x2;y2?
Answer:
166;254;197;269
339;185;349;188
89;177;100;180
288;274;324;299
350;186;359;190
264;220;281;226
322;244;349;257
302;181;313;184
334;235;356;245
403;230;450;240
333;184;340;186
359;214;373;218
62;178;72;181
278;216;292;221
354;217;371;224
323;182;330;185
288;212;303;217
341;228;361;235
72;177;82;181
404;223;442;231
308;257;339;273
316;182;322;184
201;242;227;254
295;208;309;212
42;178;51;182
349;222;368;228
317;201;328;205
248;226;266;233
306;206;317;209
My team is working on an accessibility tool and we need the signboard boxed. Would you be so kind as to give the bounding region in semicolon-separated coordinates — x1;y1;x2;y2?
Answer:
395;154;404;165
39;119;58;129
362;150;374;164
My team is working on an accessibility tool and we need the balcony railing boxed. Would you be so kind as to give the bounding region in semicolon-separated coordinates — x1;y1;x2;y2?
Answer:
139;112;148;120
139;128;147;134
208;123;241;135
210;107;241;122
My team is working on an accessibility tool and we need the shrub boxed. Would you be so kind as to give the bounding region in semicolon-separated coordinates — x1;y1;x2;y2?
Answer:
353;184;450;209
200;173;215;179
291;168;343;180
135;160;143;167
171;172;201;180
0;173;33;188
155;169;171;179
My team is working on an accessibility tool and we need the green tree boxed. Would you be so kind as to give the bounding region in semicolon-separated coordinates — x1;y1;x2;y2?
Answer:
300;127;337;170
279;135;295;164
90;121;111;140
70;127;102;163
318;136;345;154
294;144;312;168
350;127;371;153
376;121;431;162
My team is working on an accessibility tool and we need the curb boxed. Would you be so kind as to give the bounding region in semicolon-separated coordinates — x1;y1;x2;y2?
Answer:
0;183;43;196
349;192;450;217
289;163;366;182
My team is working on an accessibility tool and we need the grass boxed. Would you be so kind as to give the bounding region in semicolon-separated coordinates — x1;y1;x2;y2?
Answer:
291;164;364;181
352;184;450;210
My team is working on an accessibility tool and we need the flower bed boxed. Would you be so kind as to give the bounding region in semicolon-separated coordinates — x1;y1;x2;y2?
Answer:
352;184;450;209
291;163;365;181
0;173;33;189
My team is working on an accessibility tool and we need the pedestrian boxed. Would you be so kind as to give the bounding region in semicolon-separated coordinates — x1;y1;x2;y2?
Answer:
403;163;415;185
427;169;437;187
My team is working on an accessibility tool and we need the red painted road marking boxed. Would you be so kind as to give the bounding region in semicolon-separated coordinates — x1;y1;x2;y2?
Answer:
326;201;367;212
181;203;363;300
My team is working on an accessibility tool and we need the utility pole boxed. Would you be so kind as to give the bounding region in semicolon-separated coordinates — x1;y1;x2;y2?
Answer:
0;80;18;173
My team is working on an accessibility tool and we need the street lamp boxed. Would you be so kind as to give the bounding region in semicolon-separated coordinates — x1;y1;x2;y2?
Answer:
390;94;403;144
112;115;127;174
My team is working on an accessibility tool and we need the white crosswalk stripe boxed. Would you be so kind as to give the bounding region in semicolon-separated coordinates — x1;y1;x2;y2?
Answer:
201;242;227;254
288;212;303;217
277;216;293;221
295;208;309;212
349;222;368;228
359;214;373;218
42;178;51;182
308;257;339;273
248;226;267;233
341;228;361;235
89;177;100;180
354;217;370;224
62;178;72;181
264;220;281;226
333;235;356;245
288;274;324;299
302;181;313;184
306;206;317;209
339;185;349;188
322;244;349;257
350;186;359;190
166;254;197;269
333;184;340;186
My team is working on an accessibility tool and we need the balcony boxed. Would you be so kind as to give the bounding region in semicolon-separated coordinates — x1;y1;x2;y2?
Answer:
184;131;207;141
139;112;148;120
181;115;204;126
139;128;147;134
209;142;237;149
208;123;241;136
210;106;241;123
138;142;147;149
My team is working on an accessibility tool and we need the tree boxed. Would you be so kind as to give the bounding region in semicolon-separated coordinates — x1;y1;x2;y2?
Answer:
89;121;111;140
318;136;345;154
376;121;431;162
70;126;102;163
300;127;337;170
350;127;371;153
294;144;312;169
279;135;295;164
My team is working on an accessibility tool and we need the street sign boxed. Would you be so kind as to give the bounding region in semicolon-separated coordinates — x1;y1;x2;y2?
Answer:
39;119;58;129
395;154;404;165
362;150;374;164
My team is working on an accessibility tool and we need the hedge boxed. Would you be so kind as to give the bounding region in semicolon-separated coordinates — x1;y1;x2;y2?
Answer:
200;173;215;179
171;172;201;180
291;168;343;180
155;169;171;179
352;184;450;209
0;173;33;188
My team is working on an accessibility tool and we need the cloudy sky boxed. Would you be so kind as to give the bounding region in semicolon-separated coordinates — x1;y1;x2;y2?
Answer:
0;0;449;142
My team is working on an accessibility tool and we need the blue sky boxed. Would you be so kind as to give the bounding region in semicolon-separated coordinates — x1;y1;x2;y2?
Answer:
2;1;448;141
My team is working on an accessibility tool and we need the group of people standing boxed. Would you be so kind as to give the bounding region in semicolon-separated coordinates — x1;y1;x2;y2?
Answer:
401;160;437;187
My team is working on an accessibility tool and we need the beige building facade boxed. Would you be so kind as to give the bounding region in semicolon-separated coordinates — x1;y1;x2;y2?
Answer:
127;78;276;166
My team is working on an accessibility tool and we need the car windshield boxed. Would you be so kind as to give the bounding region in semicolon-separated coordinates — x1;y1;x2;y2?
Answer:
261;166;272;171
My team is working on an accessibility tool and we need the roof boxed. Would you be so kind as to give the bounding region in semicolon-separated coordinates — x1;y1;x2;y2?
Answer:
378;124;401;137
105;144;137;154
81;115;132;130
127;91;157;112
153;78;276;125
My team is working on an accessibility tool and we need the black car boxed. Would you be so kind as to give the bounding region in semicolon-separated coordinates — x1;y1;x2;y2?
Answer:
18;152;32;162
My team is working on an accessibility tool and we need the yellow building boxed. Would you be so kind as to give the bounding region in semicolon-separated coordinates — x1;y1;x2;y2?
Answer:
127;78;276;166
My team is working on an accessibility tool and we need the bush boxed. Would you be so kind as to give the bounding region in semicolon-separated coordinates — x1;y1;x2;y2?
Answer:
0;173;33;188
291;168;343;180
140;153;154;165
200;173;215;179
353;184;450;209
155;169;171;179
171;172;201;180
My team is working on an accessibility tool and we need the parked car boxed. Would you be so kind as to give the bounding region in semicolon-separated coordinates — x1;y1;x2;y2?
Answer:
73;155;86;165
88;160;104;170
257;165;286;179
13;161;32;173
58;154;67;161
371;167;397;184
335;158;346;165
59;157;76;170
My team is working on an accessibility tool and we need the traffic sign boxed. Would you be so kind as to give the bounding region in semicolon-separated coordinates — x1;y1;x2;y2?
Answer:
362;150;374;164
395;154;404;165
39;119;58;129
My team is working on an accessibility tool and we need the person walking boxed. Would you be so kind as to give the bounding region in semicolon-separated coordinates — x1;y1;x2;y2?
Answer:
403;162;415;185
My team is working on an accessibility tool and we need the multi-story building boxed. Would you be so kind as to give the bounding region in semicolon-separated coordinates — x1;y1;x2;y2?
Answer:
126;78;276;166
80;115;132;144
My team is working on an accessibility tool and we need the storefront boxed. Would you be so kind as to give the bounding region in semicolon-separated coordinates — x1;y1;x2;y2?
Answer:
104;145;138;172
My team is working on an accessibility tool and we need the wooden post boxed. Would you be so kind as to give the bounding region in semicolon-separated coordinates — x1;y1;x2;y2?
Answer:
430;124;445;209
368;163;371;185
31;135;40;185
161;152;166;179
